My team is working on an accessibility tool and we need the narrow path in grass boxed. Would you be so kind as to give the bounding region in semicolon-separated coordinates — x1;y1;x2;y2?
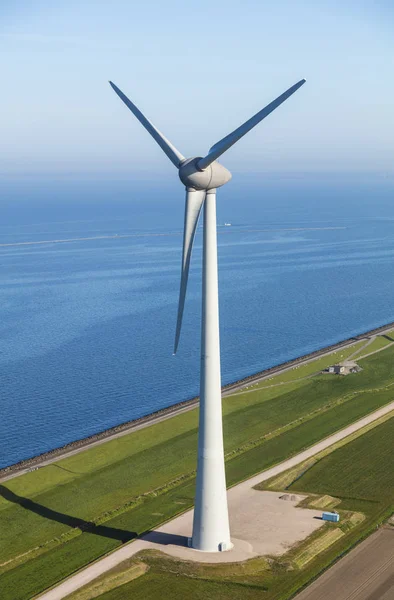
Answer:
356;340;394;361
231;340;394;396
36;401;394;600
347;336;374;360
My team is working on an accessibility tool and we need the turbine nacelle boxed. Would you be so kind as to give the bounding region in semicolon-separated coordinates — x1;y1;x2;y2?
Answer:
178;158;232;191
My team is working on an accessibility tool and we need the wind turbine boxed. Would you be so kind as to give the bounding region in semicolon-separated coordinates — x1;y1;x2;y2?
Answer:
110;78;306;552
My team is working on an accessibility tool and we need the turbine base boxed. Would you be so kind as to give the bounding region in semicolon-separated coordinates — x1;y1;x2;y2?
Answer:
191;538;234;553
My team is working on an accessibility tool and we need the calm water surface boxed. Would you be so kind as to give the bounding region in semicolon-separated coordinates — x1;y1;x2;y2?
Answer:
1;177;394;467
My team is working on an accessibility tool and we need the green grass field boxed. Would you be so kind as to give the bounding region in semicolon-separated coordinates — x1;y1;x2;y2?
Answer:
88;416;394;600
98;571;266;600
289;413;394;502
351;334;393;359
1;341;394;600
249;340;365;388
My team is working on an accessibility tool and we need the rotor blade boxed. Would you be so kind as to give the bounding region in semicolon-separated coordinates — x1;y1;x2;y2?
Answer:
197;79;306;170
109;81;185;168
174;188;206;354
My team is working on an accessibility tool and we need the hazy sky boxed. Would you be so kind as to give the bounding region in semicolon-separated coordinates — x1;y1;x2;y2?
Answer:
1;0;393;177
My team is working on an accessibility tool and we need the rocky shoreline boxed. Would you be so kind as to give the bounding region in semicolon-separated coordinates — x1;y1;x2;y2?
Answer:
2;320;393;480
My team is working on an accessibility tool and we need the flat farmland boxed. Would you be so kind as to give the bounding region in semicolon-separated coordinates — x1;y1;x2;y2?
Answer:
294;527;394;600
2;343;394;600
289;413;394;503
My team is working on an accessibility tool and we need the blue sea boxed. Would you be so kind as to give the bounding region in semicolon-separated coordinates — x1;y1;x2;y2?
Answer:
1;174;394;468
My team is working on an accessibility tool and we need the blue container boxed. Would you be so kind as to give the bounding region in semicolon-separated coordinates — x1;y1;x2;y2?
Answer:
322;511;340;522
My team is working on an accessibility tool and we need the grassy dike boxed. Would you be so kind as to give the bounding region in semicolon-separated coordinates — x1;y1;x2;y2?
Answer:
1;339;394;600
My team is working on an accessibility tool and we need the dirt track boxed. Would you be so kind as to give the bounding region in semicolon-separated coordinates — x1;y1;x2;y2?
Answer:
295;527;394;600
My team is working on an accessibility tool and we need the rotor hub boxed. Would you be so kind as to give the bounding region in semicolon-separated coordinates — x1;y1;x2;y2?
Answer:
178;158;232;191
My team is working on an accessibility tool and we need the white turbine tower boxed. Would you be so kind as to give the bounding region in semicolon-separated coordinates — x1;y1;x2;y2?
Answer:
110;78;305;552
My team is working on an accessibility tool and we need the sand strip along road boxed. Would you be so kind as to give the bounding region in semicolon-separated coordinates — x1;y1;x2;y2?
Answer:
4;321;394;484
36;401;394;600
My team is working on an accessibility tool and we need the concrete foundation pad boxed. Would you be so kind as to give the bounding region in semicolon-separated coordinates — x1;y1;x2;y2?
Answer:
140;491;324;563
142;534;255;563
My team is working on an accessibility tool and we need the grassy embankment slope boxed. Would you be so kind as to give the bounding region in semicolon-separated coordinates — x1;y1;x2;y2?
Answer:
350;333;394;359
81;414;394;600
2;339;394;600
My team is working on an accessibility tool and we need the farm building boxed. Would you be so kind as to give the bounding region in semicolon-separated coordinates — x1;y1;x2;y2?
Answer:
326;361;360;375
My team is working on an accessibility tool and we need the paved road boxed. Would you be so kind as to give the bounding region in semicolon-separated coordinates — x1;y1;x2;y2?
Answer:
36;401;394;600
294;527;394;600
